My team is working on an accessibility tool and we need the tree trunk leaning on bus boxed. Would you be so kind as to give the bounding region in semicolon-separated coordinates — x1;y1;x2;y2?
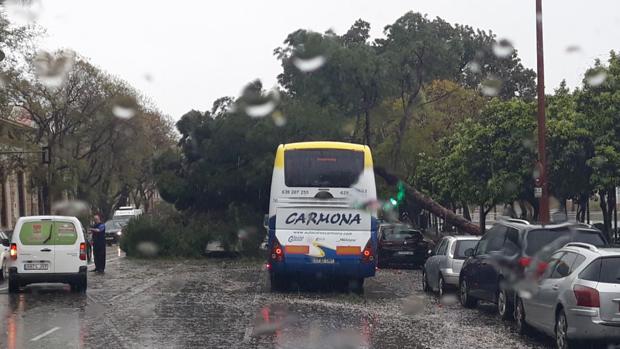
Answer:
374;167;482;236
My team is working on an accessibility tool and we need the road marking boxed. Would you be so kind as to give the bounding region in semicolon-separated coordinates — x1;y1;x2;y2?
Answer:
31;327;60;341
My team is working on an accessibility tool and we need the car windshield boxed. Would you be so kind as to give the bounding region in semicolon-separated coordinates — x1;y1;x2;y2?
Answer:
0;1;618;348
105;220;125;231
384;230;420;241
453;240;479;259
525;229;606;255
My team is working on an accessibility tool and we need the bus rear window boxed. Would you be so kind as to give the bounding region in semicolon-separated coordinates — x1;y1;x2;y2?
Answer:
284;149;364;188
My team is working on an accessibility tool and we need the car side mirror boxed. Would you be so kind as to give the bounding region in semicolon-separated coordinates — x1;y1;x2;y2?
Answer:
464;248;474;257
1;238;9;247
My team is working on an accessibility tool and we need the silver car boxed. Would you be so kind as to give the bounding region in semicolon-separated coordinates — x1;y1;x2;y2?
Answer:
514;243;620;348
422;235;480;296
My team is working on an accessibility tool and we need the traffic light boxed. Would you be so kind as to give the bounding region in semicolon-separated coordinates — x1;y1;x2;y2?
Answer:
41;146;51;164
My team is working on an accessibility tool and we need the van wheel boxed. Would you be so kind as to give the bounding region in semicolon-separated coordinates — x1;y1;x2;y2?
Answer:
8;275;19;293
0;259;7;281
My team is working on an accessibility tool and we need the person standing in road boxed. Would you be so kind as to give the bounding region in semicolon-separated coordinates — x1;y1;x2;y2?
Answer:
89;214;106;273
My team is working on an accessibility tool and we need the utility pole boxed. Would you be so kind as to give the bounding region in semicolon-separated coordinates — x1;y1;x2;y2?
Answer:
536;0;550;224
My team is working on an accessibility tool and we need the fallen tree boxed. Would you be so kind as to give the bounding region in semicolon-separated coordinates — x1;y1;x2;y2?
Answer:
374;167;482;236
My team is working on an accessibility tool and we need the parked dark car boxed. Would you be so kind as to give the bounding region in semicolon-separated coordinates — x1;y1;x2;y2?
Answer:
459;219;609;320
104;219;127;245
377;225;432;268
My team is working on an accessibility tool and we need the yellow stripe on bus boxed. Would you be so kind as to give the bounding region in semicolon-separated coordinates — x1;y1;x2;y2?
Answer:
273;141;373;169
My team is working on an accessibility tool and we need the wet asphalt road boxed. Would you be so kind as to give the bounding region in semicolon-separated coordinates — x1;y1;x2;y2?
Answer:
0;249;556;349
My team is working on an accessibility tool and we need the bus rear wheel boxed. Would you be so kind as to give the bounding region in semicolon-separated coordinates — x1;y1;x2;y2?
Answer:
270;272;288;292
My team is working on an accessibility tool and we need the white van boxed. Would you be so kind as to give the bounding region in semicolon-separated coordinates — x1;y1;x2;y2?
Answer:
7;216;88;293
112;206;143;223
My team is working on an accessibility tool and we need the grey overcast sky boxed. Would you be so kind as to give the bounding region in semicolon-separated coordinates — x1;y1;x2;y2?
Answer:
20;0;620;119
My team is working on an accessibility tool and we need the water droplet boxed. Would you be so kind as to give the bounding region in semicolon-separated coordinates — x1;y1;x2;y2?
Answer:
112;96;138;120
245;100;277;118
143;73;153;82
532;168;541;179
565;45;581;54
522;138;536;151
439;294;459;306
137;241;159;257
480;77;502;97
33;49;76;88
586;71;607;87
237;229;249;240
51;200;89;216
402;295;425;315
292;55;326;72
271;111;286;126
492;39;514;59
3;0;43;24
536;13;543;23
466;61;481;73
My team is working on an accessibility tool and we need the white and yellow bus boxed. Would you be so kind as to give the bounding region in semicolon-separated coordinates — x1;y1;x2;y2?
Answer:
266;141;378;292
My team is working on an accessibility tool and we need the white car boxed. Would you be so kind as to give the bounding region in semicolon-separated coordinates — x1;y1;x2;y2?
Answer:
1;231;10;281
7;216;88;293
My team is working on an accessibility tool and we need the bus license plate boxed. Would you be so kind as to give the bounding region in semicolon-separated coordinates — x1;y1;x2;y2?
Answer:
312;258;335;264
24;263;48;270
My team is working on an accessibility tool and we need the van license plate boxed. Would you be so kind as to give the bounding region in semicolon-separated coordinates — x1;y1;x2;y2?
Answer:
311;258;335;264
24;263;48;270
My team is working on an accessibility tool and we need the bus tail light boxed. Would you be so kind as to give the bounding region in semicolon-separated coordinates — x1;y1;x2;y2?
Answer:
79;242;87;261
361;241;374;263
271;239;284;262
10;243;17;260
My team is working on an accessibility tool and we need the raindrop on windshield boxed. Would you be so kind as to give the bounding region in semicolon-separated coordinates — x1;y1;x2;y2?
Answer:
465;61;481;73
292;55;326;72
585;71;607;87
3;0;43;24
33;49;76;88
136;241;159;257
492;39;514;59
246;100;277;118
480;77;502;97
271;111;287;126
243;88;280;118
402;295;425;315
565;45;581;54
112;96;138;120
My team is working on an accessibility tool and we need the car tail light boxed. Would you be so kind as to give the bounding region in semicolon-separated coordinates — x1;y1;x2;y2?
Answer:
361;241;374;263
79;242;87;261
9;243;17;260
271;239;284;262
574;285;600;307
518;257;532;267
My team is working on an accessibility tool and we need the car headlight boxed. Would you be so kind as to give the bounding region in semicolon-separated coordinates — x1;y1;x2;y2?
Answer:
116;231;122;236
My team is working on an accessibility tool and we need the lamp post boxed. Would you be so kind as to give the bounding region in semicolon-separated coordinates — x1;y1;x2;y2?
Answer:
536;0;550;224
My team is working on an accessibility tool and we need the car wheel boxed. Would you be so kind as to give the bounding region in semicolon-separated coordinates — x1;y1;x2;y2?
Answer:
555;309;576;349
0;258;7;281
459;279;477;308
515;297;532;335
497;283;513;320
438;275;445;297
422;269;431;293
8;274;19;293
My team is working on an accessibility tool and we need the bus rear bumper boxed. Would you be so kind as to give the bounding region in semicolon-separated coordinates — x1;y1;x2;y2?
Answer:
270;260;376;279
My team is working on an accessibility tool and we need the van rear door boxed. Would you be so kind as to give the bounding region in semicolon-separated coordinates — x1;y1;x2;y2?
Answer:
16;220;55;273
53;221;81;273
